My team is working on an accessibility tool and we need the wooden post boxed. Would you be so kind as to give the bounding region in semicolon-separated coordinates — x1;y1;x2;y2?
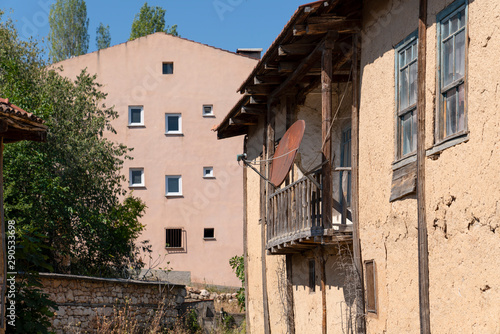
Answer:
319;247;327;334
242;136;251;334
351;33;366;333
321;33;334;230
0;137;5;334
417;0;431;333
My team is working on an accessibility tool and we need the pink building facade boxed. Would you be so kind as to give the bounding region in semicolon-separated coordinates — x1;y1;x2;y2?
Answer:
56;33;257;286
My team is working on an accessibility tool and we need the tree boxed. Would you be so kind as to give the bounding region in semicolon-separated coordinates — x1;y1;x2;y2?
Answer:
48;0;89;62
96;22;111;50
129;2;179;41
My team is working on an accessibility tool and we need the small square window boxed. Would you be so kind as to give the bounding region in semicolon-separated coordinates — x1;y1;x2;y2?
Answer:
162;62;174;74
204;228;215;239
165;114;182;134
165;175;182;196
202;105;214;117
165;228;182;248
129;168;144;187
128;106;144;126
203;167;214;178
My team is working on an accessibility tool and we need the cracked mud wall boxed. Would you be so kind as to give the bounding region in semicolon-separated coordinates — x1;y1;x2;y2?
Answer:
359;0;500;333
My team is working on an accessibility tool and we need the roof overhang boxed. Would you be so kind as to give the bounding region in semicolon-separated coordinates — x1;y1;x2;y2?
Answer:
216;0;361;139
0;98;48;143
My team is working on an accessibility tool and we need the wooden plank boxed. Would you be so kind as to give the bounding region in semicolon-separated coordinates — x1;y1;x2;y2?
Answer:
255;75;284;85
417;0;431;333
249;96;267;105
321;34;334;230
286;254;296;334
229;118;257;126
245;85;277;95
294;20;361;36
242;137;250;333
260;135;271;334
390;161;417;202
279;44;316;56
241;105;266;116
278;61;299;73
319;247;327;334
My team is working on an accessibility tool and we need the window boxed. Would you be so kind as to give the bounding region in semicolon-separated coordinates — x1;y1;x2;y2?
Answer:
437;1;467;142
340;127;352;207
129;168;144;187
204;228;215;239
165;175;182;196
128;106;144;126
165;114;182;134
365;260;377;313
162;62;174;74
165;228;182;248
308;259;316;293
395;32;418;159
202;105;214;117
203;167;214;178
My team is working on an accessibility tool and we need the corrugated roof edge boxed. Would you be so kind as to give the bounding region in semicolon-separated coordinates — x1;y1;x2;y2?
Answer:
52;32;261;66
0;98;47;125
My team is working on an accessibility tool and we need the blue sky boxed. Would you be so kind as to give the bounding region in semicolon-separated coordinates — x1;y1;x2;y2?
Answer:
1;0;308;58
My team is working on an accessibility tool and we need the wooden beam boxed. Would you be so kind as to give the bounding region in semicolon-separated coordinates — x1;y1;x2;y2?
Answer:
279;44;316;56
241;105;266;116
260;129;271;334
294;20;361;36
286;255;296;334
351;33;366;333
255;75;284;85
321;34;334;230
245;85;277;95
229;118;257;126
318;247;327;334
278;62;299;73
242;136;251;334
272;32;338;101
249;96;267;105
417;0;431;333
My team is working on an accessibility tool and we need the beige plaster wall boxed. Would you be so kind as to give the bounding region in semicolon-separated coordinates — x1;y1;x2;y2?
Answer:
54;33;258;286
359;0;500;333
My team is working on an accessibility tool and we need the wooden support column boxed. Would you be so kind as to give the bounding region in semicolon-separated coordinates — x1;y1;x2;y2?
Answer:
321;33;334;230
319;247;327;334
417;0;431;333
351;33;366;333
242;136;251;334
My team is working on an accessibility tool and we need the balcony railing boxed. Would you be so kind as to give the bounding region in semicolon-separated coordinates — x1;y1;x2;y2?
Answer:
266;170;353;254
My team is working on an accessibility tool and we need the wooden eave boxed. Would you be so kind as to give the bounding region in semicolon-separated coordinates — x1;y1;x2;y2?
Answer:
0;100;48;143
216;0;361;140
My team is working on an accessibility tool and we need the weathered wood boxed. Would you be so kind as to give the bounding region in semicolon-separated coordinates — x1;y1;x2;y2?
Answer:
246;85;277;95
229;118;257;126
285;255;295;334
294;20;361;36
319;247;327;334
278;61;299;73
342;171;349;225
249;96;267;105
321;34;334;230
255;75;284;85
242;137;250;333
241;105;266;116
390;161;417;202
417;0;431;333
260;131;271;334
279;44;316;56
351;33;366;333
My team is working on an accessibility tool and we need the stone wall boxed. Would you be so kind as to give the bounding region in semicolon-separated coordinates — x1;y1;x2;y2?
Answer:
39;273;186;333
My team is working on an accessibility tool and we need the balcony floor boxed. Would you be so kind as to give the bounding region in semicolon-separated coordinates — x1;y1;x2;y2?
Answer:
266;224;353;255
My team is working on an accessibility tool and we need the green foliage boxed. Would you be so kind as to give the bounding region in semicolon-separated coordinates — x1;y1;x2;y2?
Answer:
229;255;245;311
0;10;147;277
96;22;111;50
184;309;202;333
48;0;89;62
129;2;179;41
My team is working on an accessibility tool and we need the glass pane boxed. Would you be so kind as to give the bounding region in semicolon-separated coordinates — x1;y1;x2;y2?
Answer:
130;109;141;123
400;68;409;110
445;89;458;135
412;43;418;61
405;47;412;65
458;84;465;131
450;13;459;34
409;62;418;106
412;111;417;153
442;20;450;39
402;113;412;155
455;30;465;79
163;63;173;74
443;38;454;87
168;178;179;193
131;170;142;185
167;116;179;131
399;50;405;67
459;9;466;28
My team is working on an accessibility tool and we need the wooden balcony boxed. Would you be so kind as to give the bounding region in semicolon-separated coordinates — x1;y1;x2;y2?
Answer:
266;171;353;254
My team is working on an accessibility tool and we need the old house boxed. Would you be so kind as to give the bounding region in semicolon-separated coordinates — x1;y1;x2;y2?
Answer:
0;98;47;333
55;33;258;287
216;0;499;333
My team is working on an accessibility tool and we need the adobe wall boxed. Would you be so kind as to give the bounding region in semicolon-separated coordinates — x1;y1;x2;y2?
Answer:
359;0;500;333
39;273;185;333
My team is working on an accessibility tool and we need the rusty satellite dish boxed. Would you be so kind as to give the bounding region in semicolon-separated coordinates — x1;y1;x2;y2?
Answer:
269;120;306;187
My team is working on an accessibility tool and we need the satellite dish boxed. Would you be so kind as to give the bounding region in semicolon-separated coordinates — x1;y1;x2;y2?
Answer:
269;120;305;187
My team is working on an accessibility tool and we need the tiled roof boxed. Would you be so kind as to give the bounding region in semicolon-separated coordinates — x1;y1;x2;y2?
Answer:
0;98;46;124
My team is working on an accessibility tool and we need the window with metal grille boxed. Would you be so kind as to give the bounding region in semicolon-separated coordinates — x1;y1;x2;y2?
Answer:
365;260;377;313
165;228;182;248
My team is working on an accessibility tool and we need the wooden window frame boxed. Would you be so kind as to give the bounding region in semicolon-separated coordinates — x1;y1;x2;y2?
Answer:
435;0;468;145
394;31;418;162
